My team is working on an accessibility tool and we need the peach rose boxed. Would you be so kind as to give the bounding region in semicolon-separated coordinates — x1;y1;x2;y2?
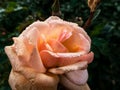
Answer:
5;16;94;90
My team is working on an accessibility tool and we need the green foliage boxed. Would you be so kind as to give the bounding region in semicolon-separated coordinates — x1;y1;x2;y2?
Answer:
0;0;120;90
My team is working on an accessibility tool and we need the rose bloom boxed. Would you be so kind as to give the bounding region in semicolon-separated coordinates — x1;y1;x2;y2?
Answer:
5;16;94;90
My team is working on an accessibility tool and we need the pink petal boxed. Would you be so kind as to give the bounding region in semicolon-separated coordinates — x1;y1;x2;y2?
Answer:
62;32;90;53
13;28;46;72
58;29;72;42
5;46;22;71
40;50;94;68
40;50;59;68
44;16;74;41
48;39;68;53
19;21;49;38
46;25;72;41
48;61;88;74
38;34;53;52
60;75;90;90
65;69;88;85
45;16;62;23
69;23;91;43
12;37;33;62
29;47;46;72
45;16;91;43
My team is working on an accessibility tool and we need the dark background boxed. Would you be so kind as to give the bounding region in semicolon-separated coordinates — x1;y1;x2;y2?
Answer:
0;0;120;90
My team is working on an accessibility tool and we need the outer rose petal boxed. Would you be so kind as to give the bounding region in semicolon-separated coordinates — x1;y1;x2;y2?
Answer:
19;21;49;38
62;32;90;52
45;16;91;43
48;61;88;74
65;69;88;85
40;50;94;68
13;27;46;72
5;46;22;71
60;75;90;90
71;24;91;43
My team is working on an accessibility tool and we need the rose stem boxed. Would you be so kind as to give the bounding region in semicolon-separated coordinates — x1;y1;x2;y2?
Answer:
83;11;94;30
83;0;101;30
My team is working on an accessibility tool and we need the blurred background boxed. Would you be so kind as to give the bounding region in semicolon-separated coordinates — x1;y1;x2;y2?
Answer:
0;0;120;90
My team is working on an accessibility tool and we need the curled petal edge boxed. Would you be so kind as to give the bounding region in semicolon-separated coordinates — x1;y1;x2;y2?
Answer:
40;50;94;68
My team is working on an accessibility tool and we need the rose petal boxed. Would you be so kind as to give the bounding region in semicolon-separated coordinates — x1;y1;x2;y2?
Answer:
19;21;49;38
12;37;33;62
71;25;91;43
48;61;88;74
45;16;62;23
65;69;88;85
44;16;91;53
45;16;91;43
40;51;59;68
5;46;21;71
46;25;72;41
29;47;46;72
60;75;90;90
63;32;90;52
40;50;94;68
38;34;53;52
48;39;68;53
13;28;46;72
45;16;74;42
58;29;72;42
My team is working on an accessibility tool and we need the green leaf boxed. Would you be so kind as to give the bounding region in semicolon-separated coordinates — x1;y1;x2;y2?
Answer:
5;2;23;13
90;23;105;37
0;8;5;13
92;9;101;21
92;38;110;56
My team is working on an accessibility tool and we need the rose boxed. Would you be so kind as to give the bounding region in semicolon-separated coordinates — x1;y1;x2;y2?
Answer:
5;16;94;90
